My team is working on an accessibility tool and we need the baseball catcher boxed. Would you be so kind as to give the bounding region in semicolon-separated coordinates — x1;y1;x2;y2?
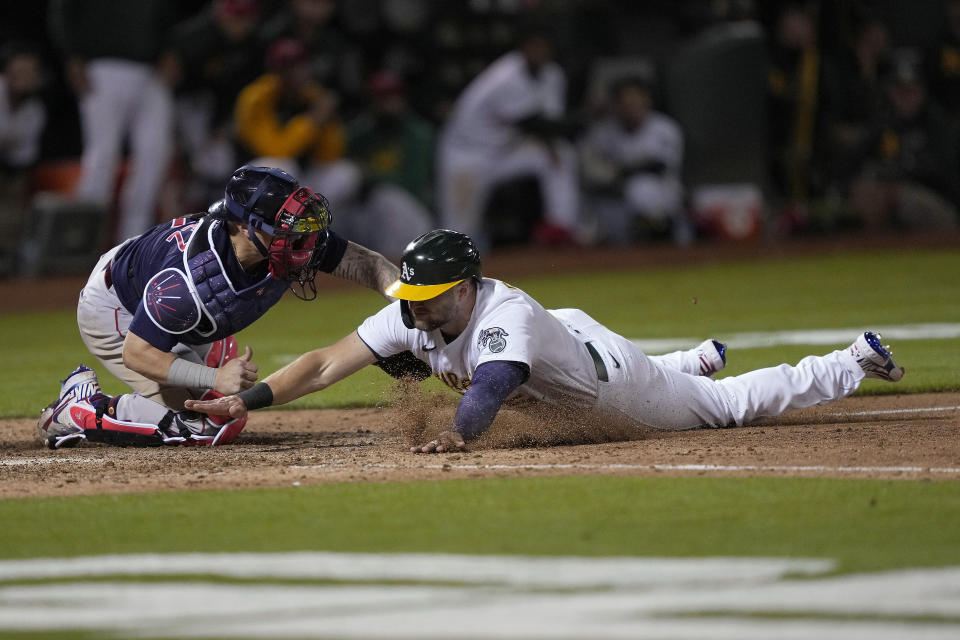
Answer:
185;228;903;452
37;165;400;448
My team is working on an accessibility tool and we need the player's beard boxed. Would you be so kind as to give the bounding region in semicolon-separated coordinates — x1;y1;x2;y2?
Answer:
411;314;447;332
409;299;456;333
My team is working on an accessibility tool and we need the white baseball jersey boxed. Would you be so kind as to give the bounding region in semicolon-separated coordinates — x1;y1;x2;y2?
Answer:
581;111;684;174
357;278;601;407
436;52;579;242
0;77;46;168
443;52;566;156
357;279;870;431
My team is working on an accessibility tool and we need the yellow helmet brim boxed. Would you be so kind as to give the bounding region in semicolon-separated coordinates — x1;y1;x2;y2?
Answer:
385;278;463;301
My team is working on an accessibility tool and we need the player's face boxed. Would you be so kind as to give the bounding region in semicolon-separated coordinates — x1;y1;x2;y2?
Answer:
408;286;461;332
616;86;650;129
522;35;552;68
5;55;41;96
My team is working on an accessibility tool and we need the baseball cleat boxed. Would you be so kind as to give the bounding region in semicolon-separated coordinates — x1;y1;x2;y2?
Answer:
36;365;103;449
37;396;89;449
57;365;102;403
849;331;904;382
696;339;727;376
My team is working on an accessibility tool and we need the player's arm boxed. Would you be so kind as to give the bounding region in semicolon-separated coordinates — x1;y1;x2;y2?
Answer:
185;331;377;418
122;332;178;382
331;241;399;300
122;331;258;395
261;331;376;404
413;360;529;453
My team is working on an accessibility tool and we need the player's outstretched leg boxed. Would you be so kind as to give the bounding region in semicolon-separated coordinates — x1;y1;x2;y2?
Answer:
604;331;902;431
37;365;242;449
715;331;903;426
649;339;727;377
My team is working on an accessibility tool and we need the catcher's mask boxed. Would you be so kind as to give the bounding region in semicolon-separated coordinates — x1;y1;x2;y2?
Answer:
385;229;482;328
222;165;332;300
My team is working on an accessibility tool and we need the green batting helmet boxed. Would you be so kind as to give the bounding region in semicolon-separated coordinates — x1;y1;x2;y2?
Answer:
386;229;482;302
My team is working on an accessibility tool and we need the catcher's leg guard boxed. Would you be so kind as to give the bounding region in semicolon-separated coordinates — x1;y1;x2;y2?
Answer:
39;392;230;449
105;394;240;446
204;335;238;368
39;394;168;448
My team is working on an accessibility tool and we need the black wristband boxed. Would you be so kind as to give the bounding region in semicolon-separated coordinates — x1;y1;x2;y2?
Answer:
236;382;274;411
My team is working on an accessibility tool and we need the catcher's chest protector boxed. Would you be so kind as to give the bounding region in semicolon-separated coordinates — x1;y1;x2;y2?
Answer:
183;218;287;344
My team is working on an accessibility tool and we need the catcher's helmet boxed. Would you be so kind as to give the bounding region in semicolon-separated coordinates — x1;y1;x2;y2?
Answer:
221;165;333;299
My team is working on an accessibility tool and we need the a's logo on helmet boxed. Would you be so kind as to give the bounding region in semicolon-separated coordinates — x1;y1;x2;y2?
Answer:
401;262;415;282
477;327;509;354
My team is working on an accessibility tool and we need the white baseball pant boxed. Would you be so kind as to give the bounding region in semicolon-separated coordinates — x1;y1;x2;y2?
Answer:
75;59;173;242
437;137;580;246
559;309;864;430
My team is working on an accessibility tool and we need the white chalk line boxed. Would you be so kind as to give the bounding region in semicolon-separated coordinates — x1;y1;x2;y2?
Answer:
0;553;831;585
826;405;960;417
289;462;960;475
1;554;959;639
0;457;104;467
633;322;960;353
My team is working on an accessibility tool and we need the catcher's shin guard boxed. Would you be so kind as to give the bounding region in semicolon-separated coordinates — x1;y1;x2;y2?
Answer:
39;394;170;448
39;392;238;449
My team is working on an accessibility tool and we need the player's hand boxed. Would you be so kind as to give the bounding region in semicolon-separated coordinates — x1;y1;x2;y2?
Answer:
411;430;466;454
213;346;258;395
184;395;248;420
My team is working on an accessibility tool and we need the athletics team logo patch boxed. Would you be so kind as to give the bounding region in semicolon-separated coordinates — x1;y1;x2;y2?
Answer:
477;327;509;353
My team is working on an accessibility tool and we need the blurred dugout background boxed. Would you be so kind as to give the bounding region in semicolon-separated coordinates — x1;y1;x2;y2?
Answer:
1;0;958;277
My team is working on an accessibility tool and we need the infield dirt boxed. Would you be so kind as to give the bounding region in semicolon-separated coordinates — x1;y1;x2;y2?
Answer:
2;392;958;499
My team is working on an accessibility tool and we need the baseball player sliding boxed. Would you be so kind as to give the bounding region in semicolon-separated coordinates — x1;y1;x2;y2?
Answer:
37;165;399;449
185;229;904;452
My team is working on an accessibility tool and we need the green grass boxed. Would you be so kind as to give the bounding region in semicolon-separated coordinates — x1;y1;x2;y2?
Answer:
524;250;960;337
1;248;958;417
1;476;959;575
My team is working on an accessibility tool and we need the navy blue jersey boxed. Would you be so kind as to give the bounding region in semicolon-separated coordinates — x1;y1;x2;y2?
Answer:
110;215;347;351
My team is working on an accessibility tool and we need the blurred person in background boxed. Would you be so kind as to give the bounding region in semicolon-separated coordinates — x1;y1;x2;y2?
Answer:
160;0;265;206
336;70;435;258
848;52;960;231
0;42;47;277
821;10;891;196
579;77;685;244
258;0;365;116
234;37;355;208
766;2;824;224
436;23;580;248
49;0;175;242
925;0;960;161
